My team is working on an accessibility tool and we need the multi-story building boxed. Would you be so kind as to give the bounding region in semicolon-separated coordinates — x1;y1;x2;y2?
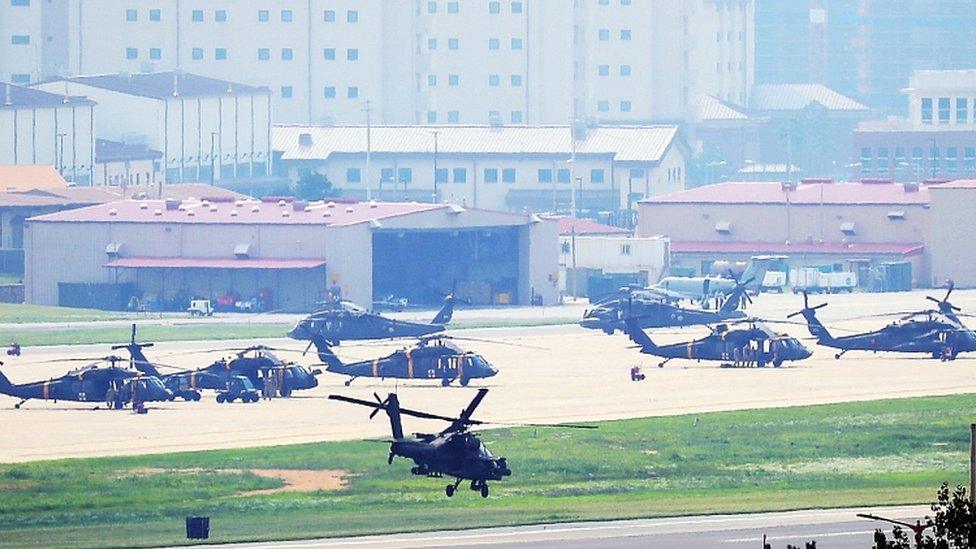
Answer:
3;1;753;126
273;124;689;213
853;71;976;181
34;72;273;184
0;82;95;184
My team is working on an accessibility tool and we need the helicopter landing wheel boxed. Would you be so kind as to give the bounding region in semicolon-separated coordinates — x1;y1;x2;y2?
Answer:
480;484;489;498
344;379;352;387
445;484;455;497
441;378;452;387
460;377;470;387
834;353;842;360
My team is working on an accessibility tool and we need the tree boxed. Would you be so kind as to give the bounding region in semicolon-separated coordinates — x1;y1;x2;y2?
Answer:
873;483;975;548
292;172;338;201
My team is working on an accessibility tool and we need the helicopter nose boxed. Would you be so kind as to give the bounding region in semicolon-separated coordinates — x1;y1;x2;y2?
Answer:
286;322;310;340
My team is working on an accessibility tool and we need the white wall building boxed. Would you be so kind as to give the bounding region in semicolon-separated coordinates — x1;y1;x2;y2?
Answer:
273;124;689;212
905;70;976;129
34;72;273;184
0;82;95;184
2;0;754;126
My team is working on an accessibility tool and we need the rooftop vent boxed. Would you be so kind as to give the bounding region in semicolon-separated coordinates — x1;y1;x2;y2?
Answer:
139;202;148;210
108;208;118;216
177;204;187;211
327;201;336;208
345;206;354;213
323;211;332;218
209;205;218;212
230;210;239;217
714;221;732;234
235;200;244;208
840;221;857;235
165;198;180;210
251;205;260;213
282;210;291;217
186;210;195;217
153;209;162;216
369;200;378;208
234;244;252;258
277;199;287;207
298;133;313;146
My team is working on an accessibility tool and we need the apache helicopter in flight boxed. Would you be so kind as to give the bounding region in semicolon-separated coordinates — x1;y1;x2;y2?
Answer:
624;317;812;368
329;388;595;498
287;295;457;346
0;357;172;409
580;276;754;334
788;288;976;360
313;335;499;386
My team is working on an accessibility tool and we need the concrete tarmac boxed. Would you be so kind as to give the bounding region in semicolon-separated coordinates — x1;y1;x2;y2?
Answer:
1;290;974;463
222;505;929;548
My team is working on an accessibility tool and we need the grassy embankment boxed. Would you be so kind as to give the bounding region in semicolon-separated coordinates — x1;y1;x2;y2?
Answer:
0;394;971;548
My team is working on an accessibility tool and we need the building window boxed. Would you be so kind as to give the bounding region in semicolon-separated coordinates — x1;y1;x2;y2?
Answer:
447;1;458;13
538;169;552;183
448;110;459;123
347;86;359;99
488;38;499;50
347;10;358;22
938;97;951;125
511;111;522;123
10;0;30;5
191;47;203;60
281;86;293;98
347;168;361;183
453;167;466;183
511;37;523;49
947;148;959;175
428;38;437;50
125;47;138;59
215;9;227;22
598;65;609;76
629;168;645;179
598;29;609;40
620;65;631;76
279;48;292;60
484;168;498;183
860;147;872;174
428;1;436;13
215;48;227;60
448;74;459;86
191;9;203;21
448;38;459;50
149;47;161;60
324;9;335;21
347;48;358;60
488;74;499;86
921;98;933;124
620;244;631;256
10;73;29;84
591;169;605;183
620;100;632;112
398;167;412;184
512;1;522;13
876;147;889;174
11;35;30;45
510;74;522;86
620;29;632;40
489;1;500;13
433;168;448;183
621;0;631;5
149;8;161;21
557;168;570;183
427;74;437;86
597;100;609;112
964;147;976;175
324;87;336;98
281;9;293;22
258;9;269;22
957;98;969;124
930;147;941;174
125;8;137;21
380;168;395;183
324;48;335;60
911;147;924;171
502;168;516;183
427;111;437;123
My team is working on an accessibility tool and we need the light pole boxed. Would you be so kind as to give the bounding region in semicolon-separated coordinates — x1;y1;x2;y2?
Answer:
56;133;66;175
575;176;583;218
431;130;439;203
210;132;219;185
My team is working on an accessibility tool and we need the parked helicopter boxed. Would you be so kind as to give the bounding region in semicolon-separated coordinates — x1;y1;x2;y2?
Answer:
0;357;172;409
313;334;498;386
788;291;976;360
287;295;457;346
119;325;321;399
580;276;754;334
624;317;812;368
329;388;595;498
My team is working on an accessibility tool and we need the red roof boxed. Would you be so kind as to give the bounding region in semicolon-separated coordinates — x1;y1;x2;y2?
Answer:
670;241;924;257
104;257;326;270
548;216;631;236
644;182;931;206
29;199;446;226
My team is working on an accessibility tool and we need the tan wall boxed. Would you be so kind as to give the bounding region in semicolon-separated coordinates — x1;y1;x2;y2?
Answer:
929;187;976;287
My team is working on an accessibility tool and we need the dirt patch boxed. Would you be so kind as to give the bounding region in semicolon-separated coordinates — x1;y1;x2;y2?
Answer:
123;468;348;494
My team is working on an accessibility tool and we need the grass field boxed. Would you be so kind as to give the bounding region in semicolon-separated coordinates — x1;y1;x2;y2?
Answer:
3;323;293;347
0;303;136;324
0;394;971;548
0;274;21;285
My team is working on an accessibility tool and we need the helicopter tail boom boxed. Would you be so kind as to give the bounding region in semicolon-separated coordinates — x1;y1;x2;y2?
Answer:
624;318;659;352
0;367;11;393
431;296;456;326
386;393;405;440
311;336;344;370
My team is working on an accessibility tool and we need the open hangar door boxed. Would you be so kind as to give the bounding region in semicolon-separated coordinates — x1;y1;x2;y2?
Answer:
372;227;520;306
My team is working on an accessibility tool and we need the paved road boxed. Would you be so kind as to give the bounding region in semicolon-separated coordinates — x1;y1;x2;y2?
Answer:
225;506;927;548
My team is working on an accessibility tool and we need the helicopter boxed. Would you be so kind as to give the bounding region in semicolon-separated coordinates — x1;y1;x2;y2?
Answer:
329;388;595;498
0;357;172;409
624;317;812;368
313;334;498;386
788;289;976;360
287;295;457;346
119;325;321;399
580;276;754;334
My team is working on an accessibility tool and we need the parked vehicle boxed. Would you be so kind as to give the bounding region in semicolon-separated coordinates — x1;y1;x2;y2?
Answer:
187;299;214;317
791;268;856;294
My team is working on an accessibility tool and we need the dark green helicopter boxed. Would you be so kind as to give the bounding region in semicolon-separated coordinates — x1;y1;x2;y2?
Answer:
312;334;498;386
287;295;457;346
120;325;321;399
330;388;595;498
0;357;172;409
624;317;812;368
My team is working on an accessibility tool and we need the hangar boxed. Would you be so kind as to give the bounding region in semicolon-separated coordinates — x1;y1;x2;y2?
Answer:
24;197;558;311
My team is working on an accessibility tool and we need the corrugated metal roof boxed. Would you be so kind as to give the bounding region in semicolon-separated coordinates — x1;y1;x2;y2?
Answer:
0;165;68;192
698;95;749;121
0;82;95;110
750;84;868;112
643;181;931;206
104;257;326;270
671;241;924;257
274;125;680;163
545;216;631;236
45;72;268;100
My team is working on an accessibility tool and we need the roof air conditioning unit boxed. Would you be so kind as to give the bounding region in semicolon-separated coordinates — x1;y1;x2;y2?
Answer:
234;244;253;258
840;222;857;235
105;242;124;258
714;221;732;234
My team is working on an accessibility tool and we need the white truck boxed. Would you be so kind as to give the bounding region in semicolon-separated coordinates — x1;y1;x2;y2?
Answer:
790;268;857;294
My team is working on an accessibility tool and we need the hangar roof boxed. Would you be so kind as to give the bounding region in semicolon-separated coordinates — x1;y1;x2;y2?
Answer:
0;82;95;109
105;257;326;269
749;84;869;112
28;198;450;227
0;165;68;192
642;181;931;206
547;216;631;236
41;72;268;99
274;125;680;163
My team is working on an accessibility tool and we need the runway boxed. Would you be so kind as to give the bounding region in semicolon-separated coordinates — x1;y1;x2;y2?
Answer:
222;505;928;548
1;290;974;463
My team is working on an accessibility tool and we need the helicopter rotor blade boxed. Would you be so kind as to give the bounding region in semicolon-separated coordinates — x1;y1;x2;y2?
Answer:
328;394;460;424
421;334;550;351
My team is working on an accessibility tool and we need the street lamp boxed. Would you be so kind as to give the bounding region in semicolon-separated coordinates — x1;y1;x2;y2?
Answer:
56;133;67;175
210;132;219;185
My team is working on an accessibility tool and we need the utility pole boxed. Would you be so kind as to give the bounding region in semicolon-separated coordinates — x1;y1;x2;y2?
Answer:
210;131;219;185
570;126;577;217
431;130;439;203
570;226;577;300
363;100;373;201
970;423;975;503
